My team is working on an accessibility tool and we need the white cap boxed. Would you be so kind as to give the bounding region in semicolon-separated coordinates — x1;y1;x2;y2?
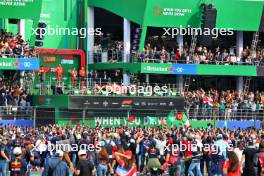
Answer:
55;150;64;157
13;147;22;155
78;150;87;156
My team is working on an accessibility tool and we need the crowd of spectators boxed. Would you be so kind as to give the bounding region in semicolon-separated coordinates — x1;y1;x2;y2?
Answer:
94;41;124;63
134;43;264;65
185;88;264;120
0;79;33;118
0;30;37;58
0;124;264;176
91;39;264;65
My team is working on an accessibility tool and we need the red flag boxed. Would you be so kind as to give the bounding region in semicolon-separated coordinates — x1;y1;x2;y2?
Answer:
128;116;135;122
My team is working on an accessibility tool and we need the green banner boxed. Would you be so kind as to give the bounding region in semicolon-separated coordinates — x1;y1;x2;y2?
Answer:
89;0;263;31
58;116;175;128
33;95;69;108
57;116;214;129
0;0;43;20
91;63;258;76
141;63;172;74
0;58;16;69
197;65;257;76
0;58;40;70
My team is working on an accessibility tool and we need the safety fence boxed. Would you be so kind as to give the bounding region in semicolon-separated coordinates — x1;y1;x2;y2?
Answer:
0;106;263;130
91;50;264;65
32;79;182;96
186;107;264;121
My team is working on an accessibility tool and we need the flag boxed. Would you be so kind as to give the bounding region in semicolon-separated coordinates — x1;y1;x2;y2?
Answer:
182;113;190;128
167;111;190;127
147;116;159;124
174;112;183;121
159;118;168;127
128;116;135;123
203;96;213;106
167;111;176;122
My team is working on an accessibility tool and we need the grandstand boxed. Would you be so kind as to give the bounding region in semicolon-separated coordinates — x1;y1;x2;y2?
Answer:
0;1;264;176
0;0;263;129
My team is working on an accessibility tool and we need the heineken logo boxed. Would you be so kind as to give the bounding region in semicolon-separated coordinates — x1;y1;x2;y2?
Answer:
0;61;13;67
144;66;169;72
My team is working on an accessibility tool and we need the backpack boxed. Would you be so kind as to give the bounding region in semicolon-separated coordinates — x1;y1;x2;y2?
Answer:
104;140;113;156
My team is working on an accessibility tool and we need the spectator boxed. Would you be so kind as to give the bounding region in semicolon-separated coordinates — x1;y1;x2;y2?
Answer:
223;151;241;176
75;150;95;176
42;150;69;176
0;137;10;176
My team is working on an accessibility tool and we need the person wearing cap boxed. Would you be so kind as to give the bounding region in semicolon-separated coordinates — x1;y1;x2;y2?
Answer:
75;150;95;176
9;147;27;176
0;137;10;176
42;150;69;176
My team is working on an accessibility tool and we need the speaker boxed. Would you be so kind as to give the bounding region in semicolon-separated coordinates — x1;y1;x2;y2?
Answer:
199;4;217;47
259;6;264;32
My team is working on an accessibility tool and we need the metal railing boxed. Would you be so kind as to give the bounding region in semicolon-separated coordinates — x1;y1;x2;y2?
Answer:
186;107;264;121
1;106;264;128
90;50;264;66
33;78;182;97
0;106;33;120
0;52;38;58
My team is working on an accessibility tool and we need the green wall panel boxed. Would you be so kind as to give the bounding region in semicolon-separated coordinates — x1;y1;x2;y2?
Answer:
197;65;256;76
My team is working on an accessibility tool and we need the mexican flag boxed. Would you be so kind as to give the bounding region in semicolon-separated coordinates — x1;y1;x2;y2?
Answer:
167;111;190;127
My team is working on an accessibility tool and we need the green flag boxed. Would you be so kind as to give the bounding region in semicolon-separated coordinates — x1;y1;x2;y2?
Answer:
166;111;190;127
182;113;190;127
146;116;159;125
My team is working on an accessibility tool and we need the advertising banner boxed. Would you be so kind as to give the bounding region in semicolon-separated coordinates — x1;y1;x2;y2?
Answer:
0;58;40;70
141;63;172;74
57;117;261;130
69;96;185;111
171;64;197;75
0;120;33;127
140;63;257;76
0;0;43;20
197;65;256;76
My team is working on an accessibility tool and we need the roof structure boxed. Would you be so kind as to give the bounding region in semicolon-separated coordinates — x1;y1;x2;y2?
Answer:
89;0;264;31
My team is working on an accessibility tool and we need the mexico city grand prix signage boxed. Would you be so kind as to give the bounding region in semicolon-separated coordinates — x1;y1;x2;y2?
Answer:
0;58;40;70
0;0;43;20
